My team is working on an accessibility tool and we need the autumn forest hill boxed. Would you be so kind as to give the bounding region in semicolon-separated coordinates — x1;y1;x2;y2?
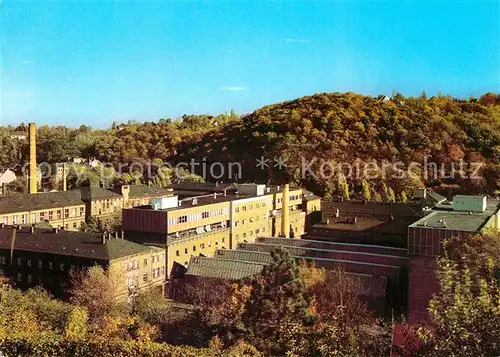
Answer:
1;92;499;199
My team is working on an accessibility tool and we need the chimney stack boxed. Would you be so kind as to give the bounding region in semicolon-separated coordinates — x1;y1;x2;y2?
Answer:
28;123;37;194
281;184;290;238
62;163;67;192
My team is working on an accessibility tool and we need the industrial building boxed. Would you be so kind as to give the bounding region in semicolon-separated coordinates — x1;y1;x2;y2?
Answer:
123;184;321;276
0;225;166;300
407;194;500;323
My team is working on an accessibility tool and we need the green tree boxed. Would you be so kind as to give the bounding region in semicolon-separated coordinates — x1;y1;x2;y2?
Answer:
415;254;500;357
241;248;311;354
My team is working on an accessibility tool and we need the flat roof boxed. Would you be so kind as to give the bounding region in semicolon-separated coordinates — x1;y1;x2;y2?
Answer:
410;210;490;232
129;186;304;212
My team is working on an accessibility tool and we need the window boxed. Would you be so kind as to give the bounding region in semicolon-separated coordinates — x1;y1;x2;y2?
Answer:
80;207;85;216
215;241;218;246
133;260;138;269
242;219;246;225
143;274;148;282
60;263;64;271
222;237;225;243
176;250;180;257
17;273;22;282
57;210;62;219
249;204;253;210
255;229;260;234
72;208;76;216
250;230;254;236
177;215;188;224
243;233;247;238
39;212;45;221
73;222;77;229
48;211;53;220
161;267;165;276
65;209;69;218
27;259;32;267
2;216;7;225
143;259;148;266
208;241;211;247
184;248;188;254
235;207;239;213
262;227;266;232
16;257;21;265
70;264;75;271
234;220;239;227
127;262;133;270
12;215;18;224
242;206;247;211
192;246;196;252
0;256;5;264
65;224;69;230
48;262;53;269
263;202;266;207
200;243;205;249
38;260;42;268
27;274;32;284
202;212;209;219
31;213;36;223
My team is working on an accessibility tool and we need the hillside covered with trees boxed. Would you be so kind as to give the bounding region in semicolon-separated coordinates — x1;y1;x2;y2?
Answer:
1;92;499;199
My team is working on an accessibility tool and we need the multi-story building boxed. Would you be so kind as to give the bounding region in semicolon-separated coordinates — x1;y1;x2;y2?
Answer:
119;184;173;208
122;184;320;277
0;225;166;300
80;186;124;221
0;191;86;231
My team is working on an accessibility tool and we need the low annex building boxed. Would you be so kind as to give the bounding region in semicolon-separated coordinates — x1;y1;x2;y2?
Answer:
0;225;166;300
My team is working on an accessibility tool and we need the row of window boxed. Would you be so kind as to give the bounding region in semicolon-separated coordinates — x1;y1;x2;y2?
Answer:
234;201;267;213
234;215;267;227
126;255;163;271
0;256;82;271
235;227;265;240
1;207;84;225
169;208;229;225
175;237;225;256
128;267;165;288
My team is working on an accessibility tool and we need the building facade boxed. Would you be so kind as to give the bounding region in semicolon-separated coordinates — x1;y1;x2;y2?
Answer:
0;226;166;300
123;184;320;277
0;191;86;231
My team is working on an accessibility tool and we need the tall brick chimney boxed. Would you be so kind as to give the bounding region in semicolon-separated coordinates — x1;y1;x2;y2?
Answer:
28;123;37;194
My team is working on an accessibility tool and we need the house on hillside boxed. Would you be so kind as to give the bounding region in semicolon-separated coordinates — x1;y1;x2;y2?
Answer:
0;169;16;190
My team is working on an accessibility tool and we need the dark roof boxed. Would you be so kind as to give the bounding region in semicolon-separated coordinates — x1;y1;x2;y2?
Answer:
128;185;172;199
322;200;425;219
186;256;266;280
80;186;122;201
424;190;447;206
0;226;162;260
0;190;84;214
214;249;274;264
191;248;387;297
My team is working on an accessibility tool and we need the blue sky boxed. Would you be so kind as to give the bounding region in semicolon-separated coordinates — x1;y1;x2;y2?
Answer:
1;1;499;127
